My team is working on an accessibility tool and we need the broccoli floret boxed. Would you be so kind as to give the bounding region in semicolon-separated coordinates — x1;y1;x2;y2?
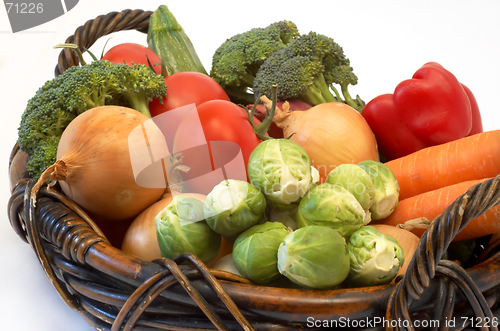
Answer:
27;135;60;177
18;59;167;178
253;31;362;110
105;62;168;116
210;20;299;104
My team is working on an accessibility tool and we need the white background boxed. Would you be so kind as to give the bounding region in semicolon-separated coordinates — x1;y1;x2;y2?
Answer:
1;0;500;330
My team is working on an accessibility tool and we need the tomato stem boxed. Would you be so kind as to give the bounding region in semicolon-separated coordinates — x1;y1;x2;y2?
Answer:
84;47;99;62
251;84;278;141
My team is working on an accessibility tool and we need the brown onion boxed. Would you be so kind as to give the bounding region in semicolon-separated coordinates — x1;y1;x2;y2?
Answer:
269;99;380;183
34;106;165;221
121;192;176;261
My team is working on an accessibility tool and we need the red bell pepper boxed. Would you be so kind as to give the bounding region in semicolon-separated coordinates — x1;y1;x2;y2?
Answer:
361;62;483;161
461;83;483;136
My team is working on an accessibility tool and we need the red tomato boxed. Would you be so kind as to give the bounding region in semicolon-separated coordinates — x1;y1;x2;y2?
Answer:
172;100;261;195
101;43;163;75
149;71;230;117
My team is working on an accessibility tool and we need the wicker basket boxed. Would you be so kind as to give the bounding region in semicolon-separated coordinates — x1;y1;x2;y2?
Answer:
8;9;500;331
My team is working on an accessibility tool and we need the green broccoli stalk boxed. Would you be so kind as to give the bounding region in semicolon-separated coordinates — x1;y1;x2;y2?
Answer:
253;32;363;111
106;63;167;116
18;48;167;178
210;20;299;104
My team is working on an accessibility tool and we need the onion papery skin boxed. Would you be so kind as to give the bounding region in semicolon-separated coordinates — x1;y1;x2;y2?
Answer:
56;106;165;221
275;102;380;183
121;193;175;261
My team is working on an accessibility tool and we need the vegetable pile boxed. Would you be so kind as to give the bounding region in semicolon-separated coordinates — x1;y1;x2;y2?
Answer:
18;55;167;178
18;4;500;291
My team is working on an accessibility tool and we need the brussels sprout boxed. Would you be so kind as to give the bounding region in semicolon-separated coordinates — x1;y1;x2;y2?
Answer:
247;139;315;210
211;254;242;276
310;166;320;188
269;206;299;231
155;195;221;264
358;160;400;220
232;222;290;285
277;226;350;289
346;225;404;287
325;164;375;212
204;179;266;237
296;183;367;239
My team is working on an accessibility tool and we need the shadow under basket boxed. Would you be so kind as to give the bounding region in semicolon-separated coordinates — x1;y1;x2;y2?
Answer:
8;9;500;331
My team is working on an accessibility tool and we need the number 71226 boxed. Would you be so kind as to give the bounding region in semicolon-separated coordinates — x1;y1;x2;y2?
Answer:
461;317;499;328
5;3;43;14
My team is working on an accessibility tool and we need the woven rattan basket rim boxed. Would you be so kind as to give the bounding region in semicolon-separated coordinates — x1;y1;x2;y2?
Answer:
8;8;500;331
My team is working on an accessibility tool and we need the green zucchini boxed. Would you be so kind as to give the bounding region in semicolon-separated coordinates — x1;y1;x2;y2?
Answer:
147;5;207;76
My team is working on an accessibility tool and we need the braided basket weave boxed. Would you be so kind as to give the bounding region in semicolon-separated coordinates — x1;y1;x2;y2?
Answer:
8;9;500;331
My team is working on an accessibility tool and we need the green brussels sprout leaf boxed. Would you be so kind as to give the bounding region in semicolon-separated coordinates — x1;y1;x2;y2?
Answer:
346;225;404;287
204;179;266;237
296;183;367;239
232;222;290;284
155;195;221;264
247;139;315;210
358;160;400;220
326;163;375;212
277;226;350;289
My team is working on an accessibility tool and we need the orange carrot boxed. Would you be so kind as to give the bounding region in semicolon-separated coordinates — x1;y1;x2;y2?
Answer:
385;130;500;200
375;178;500;242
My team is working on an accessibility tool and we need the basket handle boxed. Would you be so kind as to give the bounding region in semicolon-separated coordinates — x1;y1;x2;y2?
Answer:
55;9;152;77
387;175;500;330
